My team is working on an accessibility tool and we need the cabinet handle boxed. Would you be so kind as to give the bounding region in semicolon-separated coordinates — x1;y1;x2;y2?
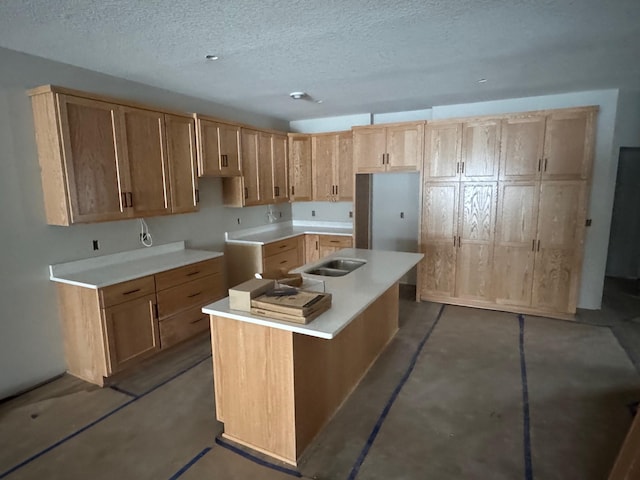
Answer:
186;270;200;276
315;241;319;250
224;154;228;167
537;240;541;251
122;288;141;295
532;239;535;251
279;260;288;264
121;192;127;209
195;189;200;204
335;185;339;195
453;236;457;246
279;244;287;249
461;162;465;174
154;303;159;319
537;159;542;172
544;158;548;172
386;153;390;164
456;162;460;174
188;291;202;298
330;240;340;243
458;236;461;247
127;192;133;207
244;187;249;199
382;153;385;165
291;186;295;196
190;316;208;325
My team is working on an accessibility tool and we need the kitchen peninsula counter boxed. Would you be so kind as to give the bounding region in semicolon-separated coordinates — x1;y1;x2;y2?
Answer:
202;249;423;465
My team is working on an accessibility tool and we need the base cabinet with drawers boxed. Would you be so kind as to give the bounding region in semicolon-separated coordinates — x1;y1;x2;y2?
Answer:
56;257;225;386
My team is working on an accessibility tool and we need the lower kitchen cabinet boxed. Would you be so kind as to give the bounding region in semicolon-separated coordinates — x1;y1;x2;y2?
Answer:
304;234;353;263
55;257;225;386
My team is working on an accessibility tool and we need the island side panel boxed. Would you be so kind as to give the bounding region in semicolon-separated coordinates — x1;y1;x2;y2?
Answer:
292;282;399;457
224;243;262;288
210;315;298;464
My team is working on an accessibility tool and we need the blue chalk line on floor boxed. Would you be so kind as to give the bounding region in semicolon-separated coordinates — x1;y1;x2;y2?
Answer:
518;314;534;480
167;446;212;480
0;354;213;479
213;437;303;477
347;303;446;480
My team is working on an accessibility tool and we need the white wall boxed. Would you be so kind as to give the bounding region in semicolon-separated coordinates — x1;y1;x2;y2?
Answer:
291;202;353;223
0;47;290;399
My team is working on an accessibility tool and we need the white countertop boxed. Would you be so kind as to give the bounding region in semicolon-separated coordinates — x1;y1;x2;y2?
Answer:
49;241;224;289
202;249;423;340
225;221;353;245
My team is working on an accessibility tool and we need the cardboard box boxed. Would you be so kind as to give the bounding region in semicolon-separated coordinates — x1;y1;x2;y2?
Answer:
229;278;276;311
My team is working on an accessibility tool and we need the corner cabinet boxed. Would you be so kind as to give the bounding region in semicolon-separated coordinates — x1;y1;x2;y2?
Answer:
222;129;289;207
29;85;199;225
311;131;353;202
418;106;597;319
353;122;424;173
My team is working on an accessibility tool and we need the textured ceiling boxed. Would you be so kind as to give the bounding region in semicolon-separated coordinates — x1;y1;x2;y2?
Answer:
0;0;639;121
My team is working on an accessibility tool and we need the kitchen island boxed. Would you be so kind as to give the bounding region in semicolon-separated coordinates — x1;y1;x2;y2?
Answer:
202;249;423;465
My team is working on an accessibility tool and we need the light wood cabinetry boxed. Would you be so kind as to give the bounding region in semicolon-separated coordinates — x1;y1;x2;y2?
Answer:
353;122;424;173
304;234;353;262
222;129;289;207
56;257;225;386
195;115;241;177
311;131;353;201
29;85;199;225
225;236;305;288
288;134;313;201
419;106;597;319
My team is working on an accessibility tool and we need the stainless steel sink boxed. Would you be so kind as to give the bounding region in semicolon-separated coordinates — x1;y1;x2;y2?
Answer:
304;258;366;277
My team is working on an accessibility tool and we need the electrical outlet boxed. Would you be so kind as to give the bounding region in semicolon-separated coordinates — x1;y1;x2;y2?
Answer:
312;210;316;217
400;212;405;219
349;211;353;218
92;240;99;251
237;218;241;225
140;233;149;242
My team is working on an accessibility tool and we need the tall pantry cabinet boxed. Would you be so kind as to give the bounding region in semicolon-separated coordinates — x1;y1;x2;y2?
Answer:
419;107;597;319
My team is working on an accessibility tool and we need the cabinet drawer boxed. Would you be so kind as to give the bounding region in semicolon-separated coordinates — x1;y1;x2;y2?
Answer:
99;276;156;308
159;307;210;350
155;257;223;291
263;248;300;272
319;235;352;248
156;273;224;319
263;236;301;258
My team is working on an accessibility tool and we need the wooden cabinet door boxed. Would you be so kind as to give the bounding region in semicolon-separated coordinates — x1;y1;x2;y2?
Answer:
454;182;497;302
56;95;128;223
532;181;587;313
165;114;198;214
499;116;545;181
386;123;423;172
336;132;354;201
424;123;462;182
196;118;221;176
103;294;159;374
288;135;313;201
461;120;500;181
218;123;242;176
420;183;459;298
304;234;320;263
312;134;336;201
353;127;387;173
542;110;595;180
272;134;288;203
119;107;171;217
240;129;261;205
258;131;274;204
493;181;540;307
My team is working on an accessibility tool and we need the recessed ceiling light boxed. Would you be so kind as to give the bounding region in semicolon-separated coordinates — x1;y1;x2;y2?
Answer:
205;54;219;61
289;92;306;100
477;78;487;83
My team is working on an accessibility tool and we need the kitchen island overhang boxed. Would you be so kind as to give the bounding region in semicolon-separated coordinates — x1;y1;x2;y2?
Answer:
202;249;423;465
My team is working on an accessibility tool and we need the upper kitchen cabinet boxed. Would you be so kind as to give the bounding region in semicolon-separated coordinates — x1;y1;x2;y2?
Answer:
353;122;424;173
499;108;597;181
311;131;353;202
29;85;199;225
424;119;501;182
288;134;313;201
165;114;199;214
222;129;289;207
195;115;242;177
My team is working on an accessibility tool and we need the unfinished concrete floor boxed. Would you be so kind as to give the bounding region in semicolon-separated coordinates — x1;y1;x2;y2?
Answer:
1;279;640;479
